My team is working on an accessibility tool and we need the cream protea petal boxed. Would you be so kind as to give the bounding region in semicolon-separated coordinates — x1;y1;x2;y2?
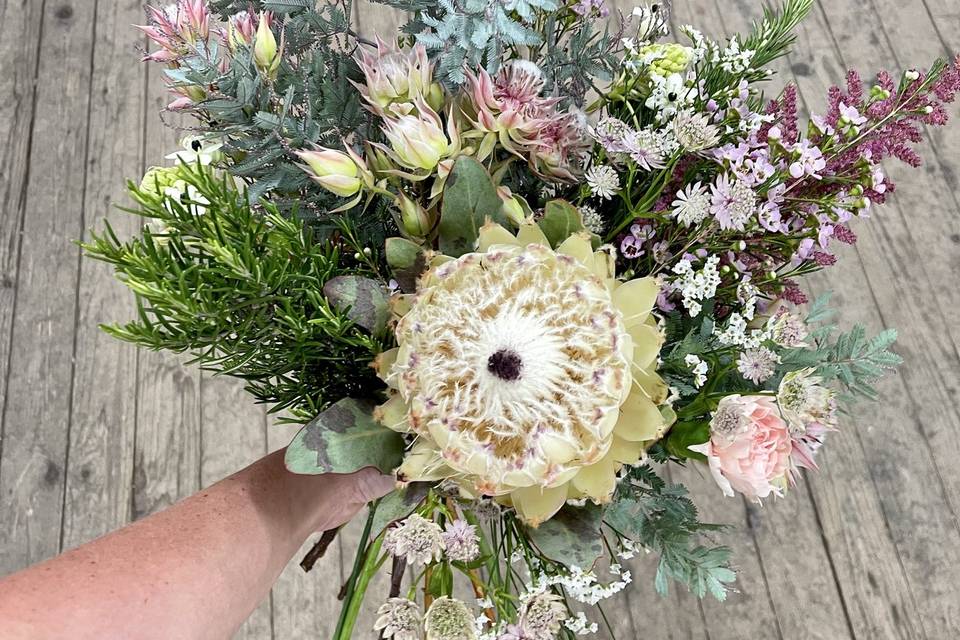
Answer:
397;439;455;482
612;278;660;327
478;222;521;250
556;232;594;265
628;322;664;370
515;221;550;246
615;392;665;441
609;436;646;464
375;393;411;432
512;483;569;526
374;348;400;386
571;451;618;501
378;227;668;524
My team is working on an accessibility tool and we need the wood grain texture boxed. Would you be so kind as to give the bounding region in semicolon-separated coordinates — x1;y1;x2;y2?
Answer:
59;0;143;553
131;66;203;523
0;0;46;497
0;0;95;573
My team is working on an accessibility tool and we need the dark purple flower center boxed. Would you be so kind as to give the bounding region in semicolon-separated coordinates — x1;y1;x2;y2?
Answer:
487;349;523;381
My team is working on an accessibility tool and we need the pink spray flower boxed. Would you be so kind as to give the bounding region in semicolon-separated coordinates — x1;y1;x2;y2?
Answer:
690;395;793;502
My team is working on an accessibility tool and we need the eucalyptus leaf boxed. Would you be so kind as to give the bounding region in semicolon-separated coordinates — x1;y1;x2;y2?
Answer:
322;275;391;333
285;398;404;475
438;156;507;257
385;237;426;293
537;199;598;248
369;482;433;538
526;503;604;569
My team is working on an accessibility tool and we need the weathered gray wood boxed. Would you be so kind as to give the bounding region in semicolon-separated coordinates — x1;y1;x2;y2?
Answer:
132;67;203;523
0;0;95;574
0;0;46;504
59;0;144;554
783;3;960;632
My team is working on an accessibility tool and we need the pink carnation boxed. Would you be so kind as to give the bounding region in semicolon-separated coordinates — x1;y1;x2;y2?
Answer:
690;395;792;502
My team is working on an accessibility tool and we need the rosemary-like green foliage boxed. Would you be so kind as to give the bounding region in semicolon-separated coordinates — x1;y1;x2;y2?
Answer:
82;164;390;421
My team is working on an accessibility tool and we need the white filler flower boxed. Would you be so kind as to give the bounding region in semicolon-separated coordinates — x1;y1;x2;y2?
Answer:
375;221;672;525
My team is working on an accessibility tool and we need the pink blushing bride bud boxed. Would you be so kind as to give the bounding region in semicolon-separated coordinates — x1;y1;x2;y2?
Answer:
228;11;257;50
381;102;453;171
296;147;363;198
354;38;438;114
253;12;281;79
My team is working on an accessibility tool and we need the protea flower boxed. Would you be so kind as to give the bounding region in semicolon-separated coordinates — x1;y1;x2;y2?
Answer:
525;109;592;182
136;0;212;63
355;38;443;115
375;223;670;525
463;62;559;159
380;100;460;173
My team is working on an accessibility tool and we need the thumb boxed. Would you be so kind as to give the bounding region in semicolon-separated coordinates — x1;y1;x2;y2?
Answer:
350;466;398;503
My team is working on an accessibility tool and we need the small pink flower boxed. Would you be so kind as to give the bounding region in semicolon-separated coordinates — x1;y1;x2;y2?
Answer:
690;395;792;502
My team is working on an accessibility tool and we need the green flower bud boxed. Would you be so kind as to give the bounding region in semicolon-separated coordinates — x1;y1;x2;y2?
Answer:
253;13;281;79
397;192;432;237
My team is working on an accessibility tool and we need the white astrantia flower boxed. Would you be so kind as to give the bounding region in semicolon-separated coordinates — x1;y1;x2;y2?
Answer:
375;222;671;526
578;205;606;235
777;368;837;435
374;598;422;640
768;312;809;348
671;182;710;227
383;514;445;566
441;520;480;562
517;591;567;640
585;165;620;199
736;347;780;384
425;597;476;640
672;110;721;152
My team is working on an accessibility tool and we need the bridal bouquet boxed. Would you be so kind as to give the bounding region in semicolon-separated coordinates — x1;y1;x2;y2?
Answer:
83;0;959;637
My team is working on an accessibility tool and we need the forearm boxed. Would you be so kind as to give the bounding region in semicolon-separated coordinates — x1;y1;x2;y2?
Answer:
0;449;386;640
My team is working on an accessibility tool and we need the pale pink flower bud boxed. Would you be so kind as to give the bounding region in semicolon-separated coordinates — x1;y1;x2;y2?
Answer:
354;38;435;113
396;192;433;237
253;12;281;79
382;105;452;171
296;147;362;198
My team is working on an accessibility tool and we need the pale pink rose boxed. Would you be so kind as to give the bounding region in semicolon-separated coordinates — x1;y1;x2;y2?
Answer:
690;394;792;502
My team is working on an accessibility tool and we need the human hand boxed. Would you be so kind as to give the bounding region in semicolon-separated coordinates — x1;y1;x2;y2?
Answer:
300;466;397;533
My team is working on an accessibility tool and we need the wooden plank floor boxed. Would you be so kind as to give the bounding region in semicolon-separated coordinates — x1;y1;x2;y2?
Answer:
0;0;958;637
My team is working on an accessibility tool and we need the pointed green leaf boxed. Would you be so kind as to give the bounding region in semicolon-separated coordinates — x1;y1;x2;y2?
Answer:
285;398;404;475
438;156;507;257
369;482;433;538
322;275;390;333
526;503;604;569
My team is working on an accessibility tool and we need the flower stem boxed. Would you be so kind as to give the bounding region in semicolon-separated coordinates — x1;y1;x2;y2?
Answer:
333;498;382;640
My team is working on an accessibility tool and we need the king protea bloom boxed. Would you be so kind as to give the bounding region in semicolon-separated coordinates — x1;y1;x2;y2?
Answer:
375;223;671;525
